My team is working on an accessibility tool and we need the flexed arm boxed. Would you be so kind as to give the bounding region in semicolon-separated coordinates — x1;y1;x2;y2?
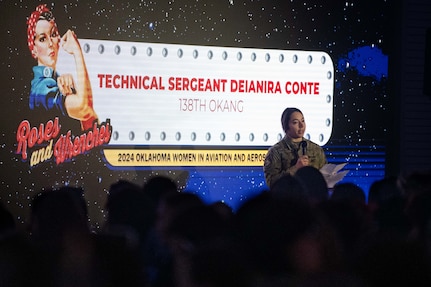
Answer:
59;29;98;130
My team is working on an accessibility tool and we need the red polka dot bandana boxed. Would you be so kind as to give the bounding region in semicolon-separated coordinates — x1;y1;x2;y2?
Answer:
27;4;55;57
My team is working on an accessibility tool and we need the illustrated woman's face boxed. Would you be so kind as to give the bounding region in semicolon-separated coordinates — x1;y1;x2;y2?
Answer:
32;19;60;68
286;111;306;141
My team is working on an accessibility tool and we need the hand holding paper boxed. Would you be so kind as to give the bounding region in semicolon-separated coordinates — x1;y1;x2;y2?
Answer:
320;163;349;188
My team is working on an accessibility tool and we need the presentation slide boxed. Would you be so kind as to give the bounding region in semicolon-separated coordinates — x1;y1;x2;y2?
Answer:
0;1;392;229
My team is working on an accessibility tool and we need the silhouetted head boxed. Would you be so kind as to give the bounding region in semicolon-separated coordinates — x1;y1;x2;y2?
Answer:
331;182;366;204
30;186;89;241
295;166;329;205
106;180;155;241
270;174;308;204
143;175;178;205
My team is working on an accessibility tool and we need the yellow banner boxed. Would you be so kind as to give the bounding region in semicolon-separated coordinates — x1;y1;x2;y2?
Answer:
103;149;267;167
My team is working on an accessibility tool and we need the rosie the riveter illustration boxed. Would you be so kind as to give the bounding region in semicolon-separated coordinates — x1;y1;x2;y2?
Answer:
27;4;98;131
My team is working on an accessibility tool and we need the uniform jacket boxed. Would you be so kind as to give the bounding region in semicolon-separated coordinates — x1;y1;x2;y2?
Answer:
263;136;327;188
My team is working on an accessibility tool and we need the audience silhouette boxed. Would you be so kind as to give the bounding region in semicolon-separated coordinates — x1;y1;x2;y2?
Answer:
1;169;431;286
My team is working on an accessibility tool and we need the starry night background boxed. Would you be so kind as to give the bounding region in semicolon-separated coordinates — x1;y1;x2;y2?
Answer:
0;0;394;230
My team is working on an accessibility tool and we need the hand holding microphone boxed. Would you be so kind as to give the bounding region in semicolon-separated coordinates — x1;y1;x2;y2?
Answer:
300;140;307;156
295;141;309;168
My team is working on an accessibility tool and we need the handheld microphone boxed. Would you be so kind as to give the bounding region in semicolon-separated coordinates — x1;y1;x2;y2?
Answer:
300;141;307;156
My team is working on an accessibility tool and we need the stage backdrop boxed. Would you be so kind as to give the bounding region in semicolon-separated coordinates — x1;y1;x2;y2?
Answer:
0;0;393;229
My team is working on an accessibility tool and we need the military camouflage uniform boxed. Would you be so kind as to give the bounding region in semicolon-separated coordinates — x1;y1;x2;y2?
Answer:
263;136;327;188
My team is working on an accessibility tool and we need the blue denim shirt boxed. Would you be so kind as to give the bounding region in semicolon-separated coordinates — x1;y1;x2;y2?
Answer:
29;66;66;116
